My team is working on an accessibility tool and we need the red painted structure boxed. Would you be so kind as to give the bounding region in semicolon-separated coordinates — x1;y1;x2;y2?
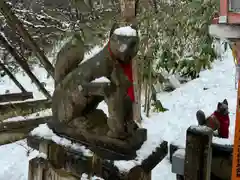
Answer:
212;0;240;24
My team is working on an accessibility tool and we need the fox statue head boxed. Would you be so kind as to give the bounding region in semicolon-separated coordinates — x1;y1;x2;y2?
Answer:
217;99;229;116
108;23;139;64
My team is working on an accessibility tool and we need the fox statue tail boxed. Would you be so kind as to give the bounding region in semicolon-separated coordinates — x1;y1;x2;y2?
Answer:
196;110;206;126
54;33;85;86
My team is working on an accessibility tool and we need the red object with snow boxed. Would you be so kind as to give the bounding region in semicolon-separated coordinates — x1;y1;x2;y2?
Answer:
213;111;230;138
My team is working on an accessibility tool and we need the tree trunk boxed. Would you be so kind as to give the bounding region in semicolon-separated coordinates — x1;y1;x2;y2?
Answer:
144;79;148;112
133;56;142;124
0;0;54;77
146;58;152;117
119;0;136;22
0;32;52;99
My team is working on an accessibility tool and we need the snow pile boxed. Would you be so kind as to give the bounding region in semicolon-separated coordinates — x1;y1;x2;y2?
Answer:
91;77;110;83
81;173;104;180
173;149;185;159
212;136;232;145
28;150;40;160
143;50;236;149
114;136;164;172
37;152;47;159
113;26;137;37
30;124;93;157
190;125;212;133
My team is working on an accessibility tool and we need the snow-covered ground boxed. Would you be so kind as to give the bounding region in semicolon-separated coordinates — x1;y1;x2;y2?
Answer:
0;47;236;180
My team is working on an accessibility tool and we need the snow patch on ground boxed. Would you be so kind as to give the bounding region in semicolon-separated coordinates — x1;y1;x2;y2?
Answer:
152;158;176;180
0;140;33;180
143;50;236;149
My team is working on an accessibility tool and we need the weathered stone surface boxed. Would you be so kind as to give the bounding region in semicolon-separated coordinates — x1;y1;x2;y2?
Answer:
50;24;146;158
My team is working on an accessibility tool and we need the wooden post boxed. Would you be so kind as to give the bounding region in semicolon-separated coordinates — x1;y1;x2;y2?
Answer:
28;141;79;180
27;136;168;180
37;142;48;180
127;166;151;180
184;126;213;180
28;159;78;180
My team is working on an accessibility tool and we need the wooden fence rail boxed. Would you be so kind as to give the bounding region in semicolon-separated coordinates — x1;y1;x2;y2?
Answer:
27;131;168;180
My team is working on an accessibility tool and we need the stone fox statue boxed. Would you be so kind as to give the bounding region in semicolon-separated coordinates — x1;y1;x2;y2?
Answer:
196;99;230;138
50;23;146;155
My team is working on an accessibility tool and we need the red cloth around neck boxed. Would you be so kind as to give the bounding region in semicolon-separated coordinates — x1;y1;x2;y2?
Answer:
119;62;135;102
108;41;135;102
213;111;230;138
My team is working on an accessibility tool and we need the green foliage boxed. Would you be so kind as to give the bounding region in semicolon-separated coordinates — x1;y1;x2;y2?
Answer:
138;0;221;80
137;0;224;114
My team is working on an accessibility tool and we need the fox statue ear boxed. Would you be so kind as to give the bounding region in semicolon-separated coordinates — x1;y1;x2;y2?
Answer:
109;23;119;38
223;99;228;105
217;102;222;109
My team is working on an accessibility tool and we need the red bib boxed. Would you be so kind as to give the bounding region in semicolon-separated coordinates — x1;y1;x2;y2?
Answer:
119;62;135;102
108;41;135;102
213;111;230;138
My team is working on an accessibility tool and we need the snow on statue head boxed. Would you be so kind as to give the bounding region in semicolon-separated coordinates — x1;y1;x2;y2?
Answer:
108;23;139;64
